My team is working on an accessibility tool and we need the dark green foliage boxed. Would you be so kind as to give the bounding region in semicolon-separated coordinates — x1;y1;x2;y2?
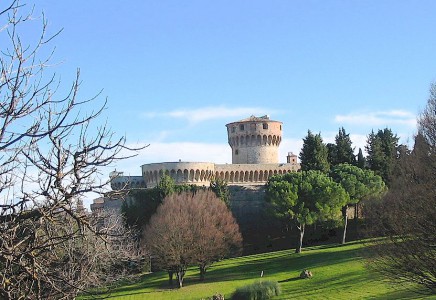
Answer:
232;280;281;300
335;127;356;166
365;128;399;185
266;171;348;252
299;130;330;173
328;128;356;167
326;143;337;167
330;164;386;243
357;148;365;169
121;188;161;230
210;178;231;207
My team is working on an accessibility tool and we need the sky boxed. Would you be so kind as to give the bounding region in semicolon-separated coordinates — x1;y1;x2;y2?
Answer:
17;0;436;204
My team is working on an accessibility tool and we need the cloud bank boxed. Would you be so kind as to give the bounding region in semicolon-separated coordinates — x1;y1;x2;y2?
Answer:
334;110;416;127
143;106;278;124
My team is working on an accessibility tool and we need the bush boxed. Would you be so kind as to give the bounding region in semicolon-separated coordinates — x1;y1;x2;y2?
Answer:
232;280;281;300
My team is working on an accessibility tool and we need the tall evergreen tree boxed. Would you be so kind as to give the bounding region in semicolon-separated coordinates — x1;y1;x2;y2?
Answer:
326;143;337;166
335;127;356;165
357;148;366;169
365;128;399;185
299;130;330;173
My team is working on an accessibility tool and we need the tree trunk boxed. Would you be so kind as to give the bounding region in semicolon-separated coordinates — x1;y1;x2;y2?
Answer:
296;223;305;253
199;265;207;281
168;271;174;286
176;269;185;288
354;202;360;236
342;205;348;244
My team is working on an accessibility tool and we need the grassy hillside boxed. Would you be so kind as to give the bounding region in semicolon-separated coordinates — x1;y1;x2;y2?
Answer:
84;240;435;299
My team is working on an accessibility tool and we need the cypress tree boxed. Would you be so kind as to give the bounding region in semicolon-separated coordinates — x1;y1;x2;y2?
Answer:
299;130;330;173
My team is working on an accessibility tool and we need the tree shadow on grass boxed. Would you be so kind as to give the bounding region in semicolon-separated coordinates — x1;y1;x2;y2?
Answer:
278;277;300;283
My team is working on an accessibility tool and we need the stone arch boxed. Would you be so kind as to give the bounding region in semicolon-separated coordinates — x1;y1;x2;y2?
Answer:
170;169;176;180
254;170;259;182
251;135;256;146
234;171;239;182
259;170;263;181
268;135;272;145
225;171;230;181
153;170;158;184
268;170;273;178
263;135;267;145
230;171;234;182
249;171;253;182
257;135;261;145
176;169;182;182
189;169;195;181
244;171;249;182
183;169;189;182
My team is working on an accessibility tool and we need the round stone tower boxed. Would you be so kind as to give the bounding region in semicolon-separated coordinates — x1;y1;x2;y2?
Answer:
226;115;282;164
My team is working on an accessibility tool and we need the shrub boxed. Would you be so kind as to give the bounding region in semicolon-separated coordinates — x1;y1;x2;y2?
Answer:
232;280;281;300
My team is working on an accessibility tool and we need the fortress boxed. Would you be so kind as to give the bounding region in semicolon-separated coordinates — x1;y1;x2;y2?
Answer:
91;115;301;252
108;115;300;191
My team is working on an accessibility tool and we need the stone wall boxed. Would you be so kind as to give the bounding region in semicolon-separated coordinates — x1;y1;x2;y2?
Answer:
141;162;215;188
139;161;300;188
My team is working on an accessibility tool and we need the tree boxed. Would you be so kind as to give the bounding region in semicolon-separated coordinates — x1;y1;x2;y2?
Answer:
330;164;385;244
365;128;399;185
356;148;366;169
335;127;356;166
299;130;330;173
0;2;142;298
365;84;436;293
418;82;436;150
121;175;205;232
266;171;348;253
326;143;337;167
143;190;242;288
210;177;230;207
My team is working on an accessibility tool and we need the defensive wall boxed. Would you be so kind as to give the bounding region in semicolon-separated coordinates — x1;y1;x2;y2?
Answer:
140;159;299;188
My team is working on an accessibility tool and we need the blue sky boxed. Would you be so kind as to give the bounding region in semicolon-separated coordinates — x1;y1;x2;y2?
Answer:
28;0;435;179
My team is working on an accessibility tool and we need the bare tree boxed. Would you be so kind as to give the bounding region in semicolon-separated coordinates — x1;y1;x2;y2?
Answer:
365;83;436;294
0;1;143;299
143;190;242;288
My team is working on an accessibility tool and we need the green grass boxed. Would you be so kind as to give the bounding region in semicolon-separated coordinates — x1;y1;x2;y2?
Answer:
82;240;435;299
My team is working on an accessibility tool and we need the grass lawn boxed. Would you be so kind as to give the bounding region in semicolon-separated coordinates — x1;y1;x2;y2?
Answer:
83;240;435;299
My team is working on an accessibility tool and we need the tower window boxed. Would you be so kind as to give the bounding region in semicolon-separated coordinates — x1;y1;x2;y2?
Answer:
239;124;245;131
231;126;236;133
235;149;239;155
263;123;268;129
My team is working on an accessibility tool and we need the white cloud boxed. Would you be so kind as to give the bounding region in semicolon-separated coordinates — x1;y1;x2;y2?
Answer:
334;110;416;127
143;106;278;124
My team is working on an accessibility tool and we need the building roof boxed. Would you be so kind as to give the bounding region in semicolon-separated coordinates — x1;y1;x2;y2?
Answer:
227;115;281;124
